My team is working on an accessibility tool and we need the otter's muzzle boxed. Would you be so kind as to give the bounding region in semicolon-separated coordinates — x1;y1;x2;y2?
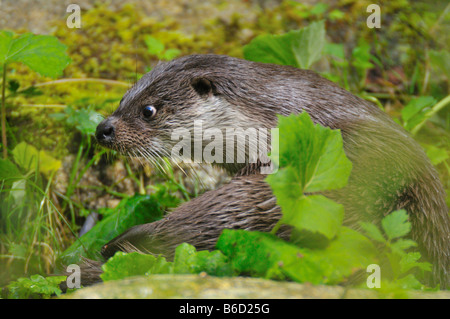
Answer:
96;118;115;145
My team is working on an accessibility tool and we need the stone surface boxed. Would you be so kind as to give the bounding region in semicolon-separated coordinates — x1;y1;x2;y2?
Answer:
62;274;450;299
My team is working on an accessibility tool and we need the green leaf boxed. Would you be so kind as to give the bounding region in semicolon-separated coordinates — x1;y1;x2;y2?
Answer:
0;158;22;180
324;43;345;60
265;113;351;238
0;31;70;78
243;21;325;69
144;35;165;56
395;273;424;290
269;113;352;193
101;252;170;281
389;239;417;255
359;222;386;243
59;195;167;265
162;48;181;61
276;195;344;240
305;227;377;283
381;210;411;241
7;275;65;299
423;144;449;166
401;96;436;122
217;228;376;285
11;142;61;176
12;142;37;173
173;243;233;276
101;244;232;281
351;40;374;72
0;31;14;64
399;252;432;274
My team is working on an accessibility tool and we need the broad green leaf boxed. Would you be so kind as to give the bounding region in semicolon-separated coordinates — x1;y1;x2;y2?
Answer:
0;31;14;64
301;227;377;284
359;221;386;243
381;210;411;241
243;20;325;69
12;142;38;173
59;195;168;265
11;142;61;176
276;195;344;240
0;158;22;180
268;113;352;193
401;96;436;122
37;149;62;176
265;113;351;238
0;31;70;78
101;252;170;281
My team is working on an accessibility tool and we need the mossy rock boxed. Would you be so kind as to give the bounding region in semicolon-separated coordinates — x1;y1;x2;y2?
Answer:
62;274;450;299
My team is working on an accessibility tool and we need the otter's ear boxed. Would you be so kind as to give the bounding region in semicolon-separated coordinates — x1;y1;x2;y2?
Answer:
191;78;214;96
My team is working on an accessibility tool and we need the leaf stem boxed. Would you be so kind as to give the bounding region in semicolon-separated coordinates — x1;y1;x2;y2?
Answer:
1;63;7;159
411;94;450;135
270;220;282;235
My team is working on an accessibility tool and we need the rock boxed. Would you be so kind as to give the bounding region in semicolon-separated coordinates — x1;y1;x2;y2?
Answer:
62;274;450;299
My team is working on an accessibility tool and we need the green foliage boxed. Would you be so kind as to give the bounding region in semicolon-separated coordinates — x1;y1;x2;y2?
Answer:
100;243;233;282
267;113;352;241
360;210;432;289
6;274;66;299
402;96;437;131
217;228;375;285
214;114;430;289
50;105;103;138
212;113;373;284
11;141;61;177
0;142;65;285
144;35;181;62
0;30;70;160
429;50;450;80
59;192;179;265
243;20;325;69
0;31;70;78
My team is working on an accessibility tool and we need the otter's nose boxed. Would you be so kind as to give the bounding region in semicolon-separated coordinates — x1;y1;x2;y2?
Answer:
96;119;115;144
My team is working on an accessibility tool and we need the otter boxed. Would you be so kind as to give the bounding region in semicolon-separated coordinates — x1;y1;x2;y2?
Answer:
91;54;449;287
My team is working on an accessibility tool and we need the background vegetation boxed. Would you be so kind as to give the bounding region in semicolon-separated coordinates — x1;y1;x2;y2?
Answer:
0;0;448;297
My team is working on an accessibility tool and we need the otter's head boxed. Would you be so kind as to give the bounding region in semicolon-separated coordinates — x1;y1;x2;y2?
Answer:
95;55;275;168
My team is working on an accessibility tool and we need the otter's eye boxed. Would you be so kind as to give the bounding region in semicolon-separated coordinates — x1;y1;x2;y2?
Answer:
143;105;157;118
